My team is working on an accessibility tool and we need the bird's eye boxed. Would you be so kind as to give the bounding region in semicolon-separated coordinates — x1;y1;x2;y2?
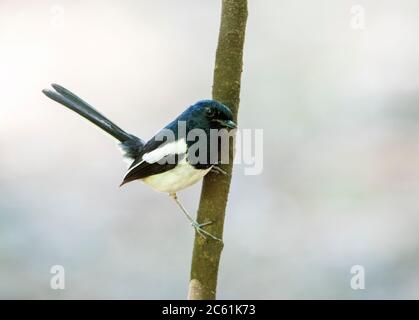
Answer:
205;107;215;117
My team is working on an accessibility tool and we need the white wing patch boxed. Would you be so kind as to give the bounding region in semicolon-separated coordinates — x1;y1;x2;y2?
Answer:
142;138;187;164
123;138;187;178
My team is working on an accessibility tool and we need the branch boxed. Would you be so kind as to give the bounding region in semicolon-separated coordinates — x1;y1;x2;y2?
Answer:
188;0;248;300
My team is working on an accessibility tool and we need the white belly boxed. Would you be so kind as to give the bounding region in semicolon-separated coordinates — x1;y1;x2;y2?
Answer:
141;159;212;194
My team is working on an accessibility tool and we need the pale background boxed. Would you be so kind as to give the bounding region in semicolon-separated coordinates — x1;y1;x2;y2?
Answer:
1;0;419;299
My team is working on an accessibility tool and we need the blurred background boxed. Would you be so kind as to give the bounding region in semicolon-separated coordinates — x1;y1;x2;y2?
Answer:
1;0;419;299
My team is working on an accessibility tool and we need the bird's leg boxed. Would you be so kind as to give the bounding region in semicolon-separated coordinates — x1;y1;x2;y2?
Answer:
211;165;228;176
169;193;222;241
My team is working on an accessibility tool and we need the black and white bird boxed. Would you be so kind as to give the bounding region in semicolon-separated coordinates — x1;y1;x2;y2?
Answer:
42;84;236;240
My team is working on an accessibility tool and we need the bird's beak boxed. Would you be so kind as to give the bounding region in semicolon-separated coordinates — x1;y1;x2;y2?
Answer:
217;119;237;129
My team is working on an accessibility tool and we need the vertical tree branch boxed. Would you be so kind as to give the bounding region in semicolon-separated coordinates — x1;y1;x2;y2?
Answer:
188;0;248;300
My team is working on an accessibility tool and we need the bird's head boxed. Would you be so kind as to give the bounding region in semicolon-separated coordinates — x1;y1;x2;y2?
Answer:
182;100;237;131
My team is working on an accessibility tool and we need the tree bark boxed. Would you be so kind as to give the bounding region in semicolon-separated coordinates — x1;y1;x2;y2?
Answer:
188;0;248;300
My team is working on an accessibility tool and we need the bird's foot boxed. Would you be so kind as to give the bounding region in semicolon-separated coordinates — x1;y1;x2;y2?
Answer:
191;220;222;242
211;166;228;176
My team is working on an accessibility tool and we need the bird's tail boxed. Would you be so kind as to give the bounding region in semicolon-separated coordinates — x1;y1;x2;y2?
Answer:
42;84;144;158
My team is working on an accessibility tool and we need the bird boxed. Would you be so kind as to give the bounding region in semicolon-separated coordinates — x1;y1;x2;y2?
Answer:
42;84;236;241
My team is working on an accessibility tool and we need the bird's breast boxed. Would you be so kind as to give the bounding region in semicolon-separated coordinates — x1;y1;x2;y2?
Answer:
141;159;212;194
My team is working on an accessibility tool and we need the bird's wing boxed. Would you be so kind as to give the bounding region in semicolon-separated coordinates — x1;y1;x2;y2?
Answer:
120;137;187;186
